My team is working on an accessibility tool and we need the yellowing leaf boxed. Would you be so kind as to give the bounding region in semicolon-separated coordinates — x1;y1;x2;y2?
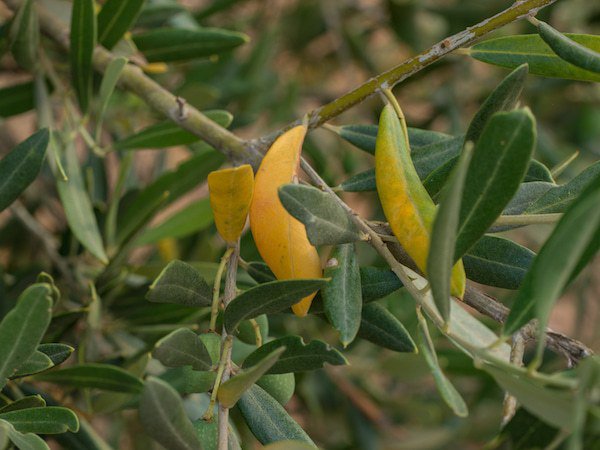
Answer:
375;104;465;298
249;126;322;316
208;164;254;244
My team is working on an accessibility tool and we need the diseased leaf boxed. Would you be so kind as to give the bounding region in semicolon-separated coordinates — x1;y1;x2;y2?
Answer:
0;129;49;212
416;310;468;417
537;22;600;74
70;0;96;112
224;279;328;333
218;347;284;408
454;109;536;260
0;407;79;434
237;385;316;447
322;244;362;346
139;377;202;450
153;328;212;371
97;0;145;50
243;336;347;374
147;260;213;307
0;284;53;390
133;28;249;63
470;34;600;82
357;303;416;353
279;184;362;246
33;364;144;393
463;235;534;290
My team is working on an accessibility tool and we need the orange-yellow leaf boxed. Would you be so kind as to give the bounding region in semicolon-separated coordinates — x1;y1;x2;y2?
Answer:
208;164;254;244
249;125;322;316
375;104;465;298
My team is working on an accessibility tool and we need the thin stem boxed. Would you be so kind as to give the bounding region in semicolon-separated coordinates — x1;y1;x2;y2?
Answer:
493;213;562;226
248;318;263;347
551;151;579;178
502;332;526;426
203;335;233;422
209;248;234;331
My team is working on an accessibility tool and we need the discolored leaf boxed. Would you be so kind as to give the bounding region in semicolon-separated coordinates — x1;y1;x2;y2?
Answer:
243;336;347;374
70;0;97;112
278;184;362;246
224;279;328;333
97;0;145;49
357;303;416;353
0;129;49;212
33;364;144;393
153;328;212;371
147;260;213;307
0;407;79;434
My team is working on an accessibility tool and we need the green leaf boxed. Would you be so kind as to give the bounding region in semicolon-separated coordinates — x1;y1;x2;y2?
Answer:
70;0;97;112
0;407;79;434
33;363;144;393
153;328;212;371
538;21;600;74
428;144;472;321
322;244;362;346
97;0;145;49
0;419;49;450
218;347;284;408
502;181;554;216
113;111;234;150
10;351;52;379
416;310;468;417
135;199;214;246
463;235;534;290
339;169;376;193
237;385;316;447
9;0;39;71
454;108;536;260
137;4;186;27
245;261;276;284
56;139;108;264
278;184;362;246
0;81;37;118
37;343;75;367
132;27;249;63
525;159;553;183
0;397;45;414
243;336;347;374
525;160;600;214
0;129;49;212
465;63;528;144
359;267;403;302
224;279;328;333
357;303;416;353
95;56;127;135
139;377;202;450
116;149;223;245
147;260;212;307
496;409;561;450
0;284;53;390
504;175;600;342
470;34;600;82
262;442;316;450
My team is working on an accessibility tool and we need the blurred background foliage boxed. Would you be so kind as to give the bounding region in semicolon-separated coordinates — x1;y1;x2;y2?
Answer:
0;0;599;448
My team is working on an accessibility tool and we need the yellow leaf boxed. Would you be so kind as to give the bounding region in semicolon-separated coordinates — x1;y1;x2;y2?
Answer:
249;126;322;316
375;104;465;298
208;164;254;244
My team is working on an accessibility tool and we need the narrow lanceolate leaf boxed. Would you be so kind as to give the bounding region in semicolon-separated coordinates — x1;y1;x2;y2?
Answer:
132;28;249;62
428;144;473;321
96;56;127;134
0;397;45;414
470;34;600;82
538;22;600;74
322;244;362;346
416;310;468;417
33;364;144;393
525;159;553;183
135;199;214;246
218;348;284;408
243;336;347;374
454;109;536;260
208;164;254;243
245;261;276;284
0;129;49;212
139;377;202;450
113;111;234;150
504;175;600;342
463;235;534;290
525;160;600;214
147;260;212;307
70;0;97;112
465;64;528;144
237;385;316;447
0;419;49;450
10;351;53;379
224;279;328;333
56;140;108;264
0;284;53;390
0;81;37;118
37;343;74;367
0;407;79;434
97;0;145;50
357;303;416;353
278;184;362;246
360;267;403;302
9;0;39;71
152;328;212;371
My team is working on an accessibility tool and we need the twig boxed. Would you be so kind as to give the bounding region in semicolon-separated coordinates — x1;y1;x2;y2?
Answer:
502;331;526;426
